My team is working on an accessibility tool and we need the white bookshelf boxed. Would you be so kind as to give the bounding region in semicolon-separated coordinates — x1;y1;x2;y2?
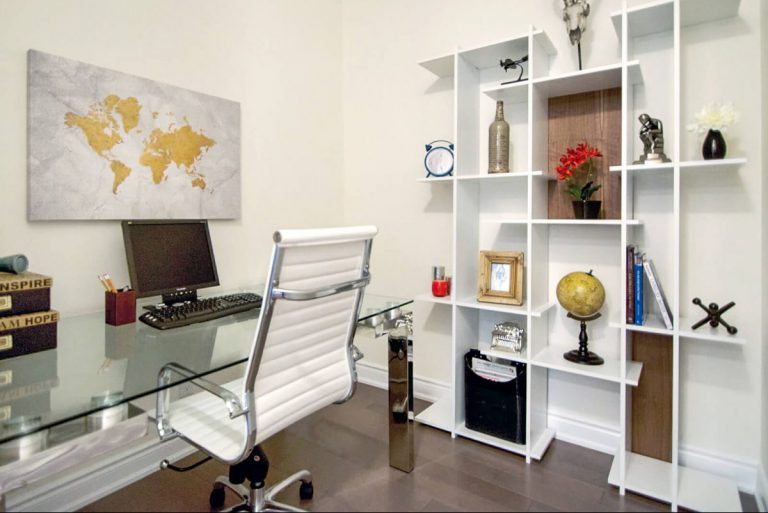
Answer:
415;3;746;510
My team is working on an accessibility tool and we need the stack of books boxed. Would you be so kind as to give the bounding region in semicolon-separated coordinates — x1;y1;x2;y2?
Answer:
626;246;673;329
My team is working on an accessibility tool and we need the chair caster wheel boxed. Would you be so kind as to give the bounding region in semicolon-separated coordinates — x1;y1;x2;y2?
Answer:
210;487;226;509
299;481;314;501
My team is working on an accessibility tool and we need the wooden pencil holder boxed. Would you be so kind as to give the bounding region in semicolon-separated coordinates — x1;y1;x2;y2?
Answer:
105;290;136;326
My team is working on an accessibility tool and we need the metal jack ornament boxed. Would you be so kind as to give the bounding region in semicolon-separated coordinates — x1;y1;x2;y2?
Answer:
692;298;738;335
562;0;591;71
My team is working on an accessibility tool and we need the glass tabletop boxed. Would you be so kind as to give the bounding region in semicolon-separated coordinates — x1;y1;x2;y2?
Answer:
0;292;412;451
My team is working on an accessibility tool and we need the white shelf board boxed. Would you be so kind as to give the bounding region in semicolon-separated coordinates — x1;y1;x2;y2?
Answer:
417;176;455;184
678;317;746;345
609;162;675;173
530;428;556;461
455;423;527;456
455;298;528;317
531;219;640;226
678;465;743;512
457;170;543;181
531;345;643;386
608;452;673;504
481;218;528;225
532;302;557;317
681;0;741;29
478;341;528;364
414;400;453;432
610;315;674;336
419;53;455;78
415;293;454;306
458;32;530;71
679;157;747;169
481;81;529;103
612;0;740;39
532;29;557;56
531;61;642;98
611;0;674;39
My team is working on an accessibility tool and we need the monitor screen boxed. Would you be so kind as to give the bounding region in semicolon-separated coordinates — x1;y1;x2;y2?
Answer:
122;220;220;299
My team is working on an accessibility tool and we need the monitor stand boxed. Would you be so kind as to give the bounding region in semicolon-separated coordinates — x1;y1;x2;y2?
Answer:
143;289;199;311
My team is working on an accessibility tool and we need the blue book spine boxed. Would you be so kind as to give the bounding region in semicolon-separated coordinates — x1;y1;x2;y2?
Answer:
634;261;644;325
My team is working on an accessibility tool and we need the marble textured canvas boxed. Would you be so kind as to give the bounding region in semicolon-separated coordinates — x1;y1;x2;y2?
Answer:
28;50;241;220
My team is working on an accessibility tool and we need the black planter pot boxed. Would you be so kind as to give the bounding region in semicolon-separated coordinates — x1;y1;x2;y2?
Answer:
572;200;602;220
702;129;727;160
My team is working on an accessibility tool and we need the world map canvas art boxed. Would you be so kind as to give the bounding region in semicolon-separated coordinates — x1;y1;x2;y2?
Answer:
28;50;241;220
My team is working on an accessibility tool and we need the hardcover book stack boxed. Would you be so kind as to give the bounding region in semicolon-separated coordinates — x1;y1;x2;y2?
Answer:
626;246;673;329
0;272;59;361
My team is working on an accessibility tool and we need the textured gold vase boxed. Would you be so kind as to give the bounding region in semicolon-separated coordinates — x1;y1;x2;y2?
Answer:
489;101;510;174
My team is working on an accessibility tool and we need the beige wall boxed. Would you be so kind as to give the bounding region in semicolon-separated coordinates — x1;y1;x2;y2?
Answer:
0;0;345;316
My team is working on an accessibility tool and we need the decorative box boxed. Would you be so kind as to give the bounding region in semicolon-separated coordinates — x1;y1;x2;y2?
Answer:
0;311;59;361
0;273;53;318
490;321;526;353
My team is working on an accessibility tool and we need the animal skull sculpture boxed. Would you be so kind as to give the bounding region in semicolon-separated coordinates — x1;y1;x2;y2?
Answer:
563;0;591;46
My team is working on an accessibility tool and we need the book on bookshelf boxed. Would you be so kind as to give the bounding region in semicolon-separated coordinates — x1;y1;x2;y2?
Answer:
626;245;635;324
643;259;674;330
634;253;644;326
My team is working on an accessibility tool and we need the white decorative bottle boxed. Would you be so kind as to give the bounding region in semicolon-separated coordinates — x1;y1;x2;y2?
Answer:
489;101;510;174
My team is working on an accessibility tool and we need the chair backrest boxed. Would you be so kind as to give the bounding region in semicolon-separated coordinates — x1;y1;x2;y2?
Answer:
240;226;376;451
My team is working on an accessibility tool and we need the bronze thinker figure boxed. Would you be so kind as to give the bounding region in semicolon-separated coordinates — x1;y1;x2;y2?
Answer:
635;113;672;164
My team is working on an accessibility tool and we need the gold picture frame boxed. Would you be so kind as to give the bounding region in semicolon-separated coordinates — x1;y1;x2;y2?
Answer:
477;251;524;306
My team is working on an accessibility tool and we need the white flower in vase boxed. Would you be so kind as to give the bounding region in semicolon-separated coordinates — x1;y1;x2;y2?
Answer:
686;102;738;134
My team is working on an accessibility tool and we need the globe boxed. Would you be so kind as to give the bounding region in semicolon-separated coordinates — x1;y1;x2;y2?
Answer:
556;271;606;318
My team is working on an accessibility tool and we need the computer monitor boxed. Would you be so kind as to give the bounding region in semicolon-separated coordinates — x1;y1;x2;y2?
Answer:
122;220;220;304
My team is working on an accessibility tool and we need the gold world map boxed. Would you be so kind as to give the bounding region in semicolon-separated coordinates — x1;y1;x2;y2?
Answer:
64;95;216;194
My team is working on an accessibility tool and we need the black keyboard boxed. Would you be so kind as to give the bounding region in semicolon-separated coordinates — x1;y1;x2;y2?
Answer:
139;293;263;330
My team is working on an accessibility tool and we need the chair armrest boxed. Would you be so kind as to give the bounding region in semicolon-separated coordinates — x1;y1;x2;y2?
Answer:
155;363;247;441
271;273;370;302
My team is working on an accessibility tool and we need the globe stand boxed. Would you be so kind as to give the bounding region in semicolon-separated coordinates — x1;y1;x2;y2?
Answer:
563;312;604;366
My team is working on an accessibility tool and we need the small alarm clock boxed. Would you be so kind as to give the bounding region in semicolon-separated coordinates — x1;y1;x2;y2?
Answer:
424;140;455;178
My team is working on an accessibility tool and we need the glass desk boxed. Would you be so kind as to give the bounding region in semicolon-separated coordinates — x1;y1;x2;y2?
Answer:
0;293;414;466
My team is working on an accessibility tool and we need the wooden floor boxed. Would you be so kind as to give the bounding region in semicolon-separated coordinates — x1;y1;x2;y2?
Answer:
82;385;757;512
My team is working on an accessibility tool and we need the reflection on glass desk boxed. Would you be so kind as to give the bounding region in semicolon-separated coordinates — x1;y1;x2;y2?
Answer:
0;293;413;455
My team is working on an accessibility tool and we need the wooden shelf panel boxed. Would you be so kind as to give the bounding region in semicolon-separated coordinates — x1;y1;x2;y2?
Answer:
609;452;674;503
609;162;674;173
414;400;453;432
532;219;640;226
531;345;643;386
530;428;556;461
458;32;530;71
482;81;529;103
610;315;674;336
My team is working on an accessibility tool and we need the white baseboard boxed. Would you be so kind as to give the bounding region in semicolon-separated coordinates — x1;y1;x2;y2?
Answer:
546;413;620;455
356;361;451;404
756;465;767;511
679;444;758;495
6;436;195;512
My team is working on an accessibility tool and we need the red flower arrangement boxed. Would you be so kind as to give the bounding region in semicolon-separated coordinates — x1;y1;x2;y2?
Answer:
556;143;604;201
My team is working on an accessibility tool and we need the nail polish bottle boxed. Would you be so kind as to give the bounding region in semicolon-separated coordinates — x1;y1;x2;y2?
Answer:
432;266;450;298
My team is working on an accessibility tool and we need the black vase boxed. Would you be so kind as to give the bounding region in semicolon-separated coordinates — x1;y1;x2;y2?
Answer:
702;129;727;160
572;200;602;220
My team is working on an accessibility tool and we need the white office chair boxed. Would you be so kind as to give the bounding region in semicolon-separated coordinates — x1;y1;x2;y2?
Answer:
154;226;377;512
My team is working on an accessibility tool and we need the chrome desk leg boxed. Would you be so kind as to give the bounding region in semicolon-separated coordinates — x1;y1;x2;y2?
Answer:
388;324;414;473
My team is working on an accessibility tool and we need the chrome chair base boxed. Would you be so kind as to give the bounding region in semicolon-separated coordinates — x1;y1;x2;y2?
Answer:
211;470;313;512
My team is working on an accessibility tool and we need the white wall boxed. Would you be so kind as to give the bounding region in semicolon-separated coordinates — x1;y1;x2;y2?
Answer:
342;0;765;470
0;0;345;317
